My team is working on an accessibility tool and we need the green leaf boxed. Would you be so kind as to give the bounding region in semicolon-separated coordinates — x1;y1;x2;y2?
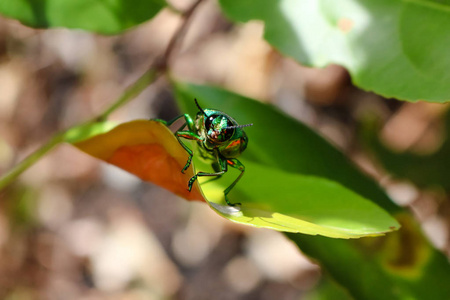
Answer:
303;278;352;300
219;0;450;102
174;81;399;213
199;160;398;238
174;82;399;237
0;0;166;34
173;81;450;299
400;0;450;88
70;116;397;238
64;121;117;144
288;214;450;300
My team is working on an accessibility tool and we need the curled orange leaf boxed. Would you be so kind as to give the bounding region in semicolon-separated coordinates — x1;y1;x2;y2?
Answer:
74;120;204;201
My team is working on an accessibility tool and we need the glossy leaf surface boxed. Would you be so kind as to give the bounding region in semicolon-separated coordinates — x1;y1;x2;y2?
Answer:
0;0;165;34
200;160;397;238
219;0;450;102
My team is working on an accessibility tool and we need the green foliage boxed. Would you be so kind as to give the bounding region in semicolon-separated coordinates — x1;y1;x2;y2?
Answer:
289;215;450;300
0;0;165;34
174;81;450;300
68;116;398;238
3;0;450;101
1;1;450;298
219;0;450;102
199;160;398;238
174;82;399;212
303;279;352;300
175;82;399;238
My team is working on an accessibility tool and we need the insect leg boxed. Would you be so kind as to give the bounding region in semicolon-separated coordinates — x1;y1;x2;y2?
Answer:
175;130;203;173
188;158;227;193
223;158;245;206
199;161;224;185
152;115;183;126
153;113;196;128
179;114;201;172
155;114;201;173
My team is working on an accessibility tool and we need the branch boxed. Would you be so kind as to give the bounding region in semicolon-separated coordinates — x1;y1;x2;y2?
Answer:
0;0;204;190
162;0;204;69
0;133;65;190
99;0;204;120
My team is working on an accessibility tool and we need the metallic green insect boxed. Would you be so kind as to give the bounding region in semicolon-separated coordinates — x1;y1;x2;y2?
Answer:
157;99;253;206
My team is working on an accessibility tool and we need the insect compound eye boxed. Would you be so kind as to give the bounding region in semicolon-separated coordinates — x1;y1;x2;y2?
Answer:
205;114;234;142
205;116;215;129
220;126;234;141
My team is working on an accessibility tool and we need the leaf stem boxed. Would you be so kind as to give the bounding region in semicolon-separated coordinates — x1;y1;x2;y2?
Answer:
0;133;65;190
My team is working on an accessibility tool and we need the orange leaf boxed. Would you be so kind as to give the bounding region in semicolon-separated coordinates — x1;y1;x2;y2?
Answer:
74;120;205;201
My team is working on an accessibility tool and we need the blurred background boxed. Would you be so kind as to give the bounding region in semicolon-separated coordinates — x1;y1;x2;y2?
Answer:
0;0;449;299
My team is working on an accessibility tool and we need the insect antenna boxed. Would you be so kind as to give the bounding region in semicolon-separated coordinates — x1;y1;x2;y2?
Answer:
226;123;253;129
194;98;206;115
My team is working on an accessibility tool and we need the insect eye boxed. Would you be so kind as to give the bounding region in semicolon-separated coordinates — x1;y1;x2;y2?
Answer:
221;128;234;141
205;115;219;130
205;115;218;131
205;114;234;142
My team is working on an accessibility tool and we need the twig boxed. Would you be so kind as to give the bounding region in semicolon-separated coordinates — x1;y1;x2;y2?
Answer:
162;0;204;69
99;0;205;119
0;133;65;190
0;0;205;190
